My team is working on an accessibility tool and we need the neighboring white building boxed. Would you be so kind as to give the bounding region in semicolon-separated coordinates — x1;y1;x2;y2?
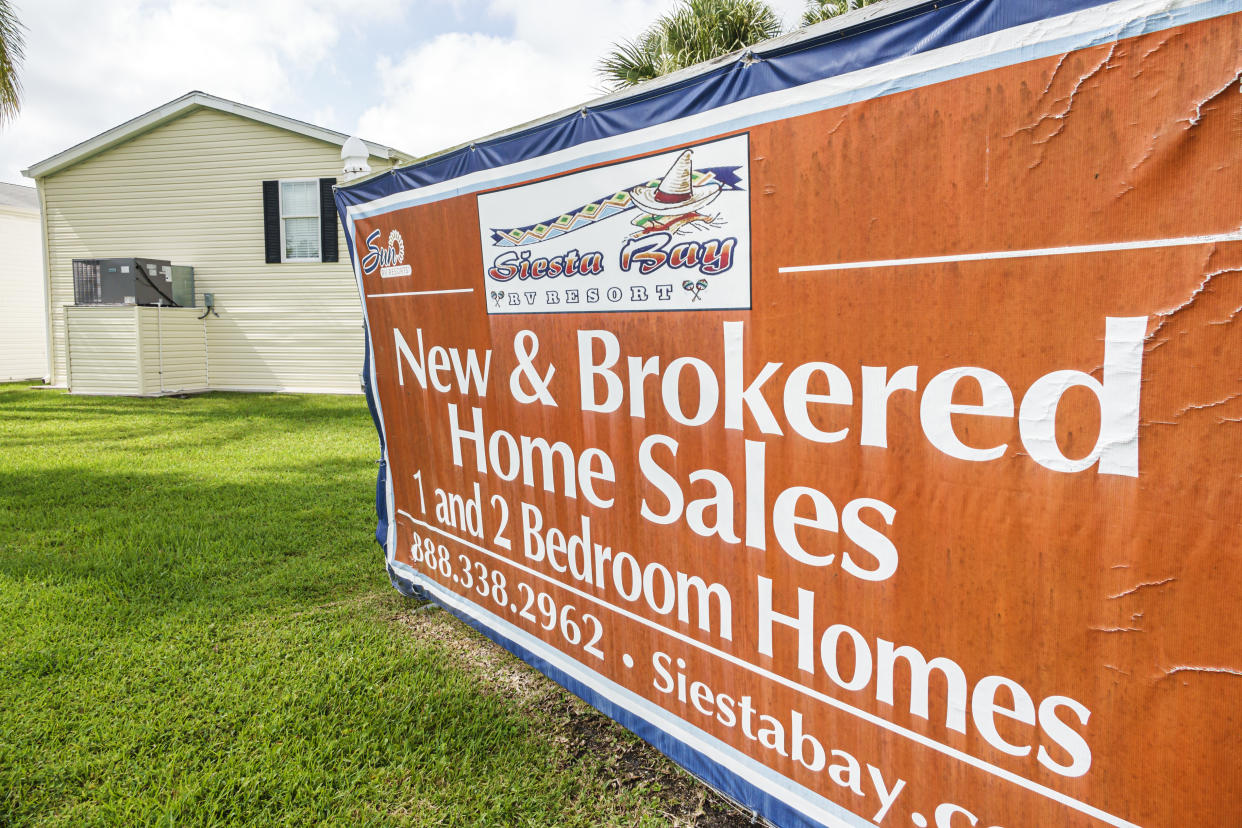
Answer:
0;182;48;382
23;92;413;395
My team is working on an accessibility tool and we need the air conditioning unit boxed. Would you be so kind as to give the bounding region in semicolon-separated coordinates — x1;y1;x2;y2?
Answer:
72;257;192;307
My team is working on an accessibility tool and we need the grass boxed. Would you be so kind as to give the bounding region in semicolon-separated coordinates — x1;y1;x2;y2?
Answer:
0;384;708;827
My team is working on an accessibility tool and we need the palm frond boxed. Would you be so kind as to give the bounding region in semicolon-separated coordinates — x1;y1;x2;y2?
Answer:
597;36;661;90
0;0;25;124
596;0;783;91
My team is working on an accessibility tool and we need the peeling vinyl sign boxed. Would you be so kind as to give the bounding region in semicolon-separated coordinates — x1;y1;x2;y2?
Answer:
336;1;1242;826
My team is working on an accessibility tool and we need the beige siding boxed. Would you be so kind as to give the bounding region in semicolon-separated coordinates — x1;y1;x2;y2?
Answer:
0;206;48;381
66;306;208;396
137;307;208;394
65;306;141;395
41;108;390;392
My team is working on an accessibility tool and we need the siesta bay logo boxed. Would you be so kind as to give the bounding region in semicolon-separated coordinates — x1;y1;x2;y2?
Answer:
477;135;751;314
361;228;411;278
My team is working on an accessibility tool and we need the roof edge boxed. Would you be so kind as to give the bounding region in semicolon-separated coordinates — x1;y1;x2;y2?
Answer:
22;91;415;179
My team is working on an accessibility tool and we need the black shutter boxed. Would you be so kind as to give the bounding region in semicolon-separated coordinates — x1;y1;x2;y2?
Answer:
319;178;338;263
262;180;281;264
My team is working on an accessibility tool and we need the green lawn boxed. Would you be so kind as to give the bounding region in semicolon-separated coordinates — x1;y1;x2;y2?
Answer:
0;384;708;827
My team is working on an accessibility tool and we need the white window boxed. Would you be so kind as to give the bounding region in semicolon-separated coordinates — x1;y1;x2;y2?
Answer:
279;179;321;262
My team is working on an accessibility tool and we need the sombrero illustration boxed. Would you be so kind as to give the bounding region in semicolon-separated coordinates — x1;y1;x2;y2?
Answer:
630;150;723;216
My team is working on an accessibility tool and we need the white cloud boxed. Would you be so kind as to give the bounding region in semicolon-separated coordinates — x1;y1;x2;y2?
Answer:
356;0;813;157
356;32;596;157
491;0;811;59
486;0;682;67
355;2;687;157
0;0;385;183
0;0;823;183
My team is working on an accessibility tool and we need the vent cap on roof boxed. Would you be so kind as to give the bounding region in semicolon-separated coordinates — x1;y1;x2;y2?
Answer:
341;136;371;182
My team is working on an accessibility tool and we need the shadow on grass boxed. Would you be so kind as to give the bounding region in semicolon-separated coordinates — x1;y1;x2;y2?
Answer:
0;389;371;426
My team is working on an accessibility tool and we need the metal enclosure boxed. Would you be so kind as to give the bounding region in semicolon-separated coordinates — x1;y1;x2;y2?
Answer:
72;257;177;306
71;259;102;305
170;266;195;308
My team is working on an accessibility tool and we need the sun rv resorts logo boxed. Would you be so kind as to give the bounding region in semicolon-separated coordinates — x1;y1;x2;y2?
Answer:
361;229;411;278
477;135;752;314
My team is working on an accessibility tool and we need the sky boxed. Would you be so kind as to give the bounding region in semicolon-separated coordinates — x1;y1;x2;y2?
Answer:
0;0;813;186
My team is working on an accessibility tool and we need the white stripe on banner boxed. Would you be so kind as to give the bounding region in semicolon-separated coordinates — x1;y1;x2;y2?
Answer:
367;288;475;298
779;229;1242;273
391;511;1142;828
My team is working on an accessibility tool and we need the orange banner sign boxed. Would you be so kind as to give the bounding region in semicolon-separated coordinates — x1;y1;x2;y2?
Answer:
337;3;1242;825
